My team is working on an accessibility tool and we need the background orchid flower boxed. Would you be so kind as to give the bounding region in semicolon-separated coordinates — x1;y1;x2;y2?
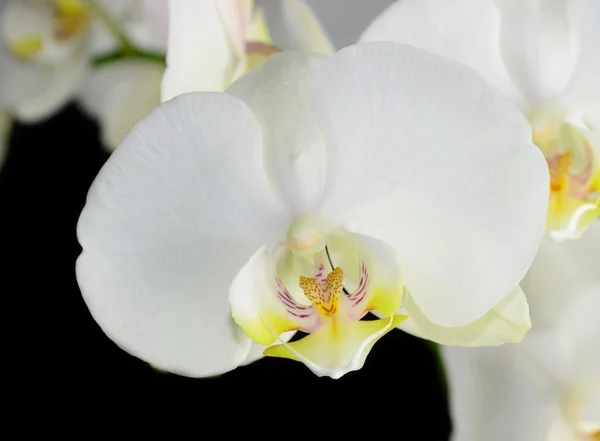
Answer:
443;222;600;441
76;41;548;379
361;0;600;241
160;0;334;102
0;0;91;122
79;0;333;152
78;0;169;151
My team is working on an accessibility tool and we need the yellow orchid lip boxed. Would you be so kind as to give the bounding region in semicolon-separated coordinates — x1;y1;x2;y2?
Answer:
230;234;406;379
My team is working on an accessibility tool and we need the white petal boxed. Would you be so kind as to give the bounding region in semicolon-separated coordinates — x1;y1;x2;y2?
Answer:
76;92;290;377
561;0;600;105
125;0;169;53
268;0;335;54
492;0;577;103
521;222;600;331
227;51;328;215
310;42;549;327
218;0;254;56
0;109;11;168
160;0;234;101
0;44;48;111
580;384;600;433
0;3;89;125
581;103;600;134
0;0;51;43
397;285;530;346
513;224;600;396
14;52;88;122
443;344;560;441
0;27;85;122
79;59;164;151
90;0;168;54
360;0;523;105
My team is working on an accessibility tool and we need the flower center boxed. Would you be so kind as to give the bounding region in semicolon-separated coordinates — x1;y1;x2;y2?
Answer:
53;0;89;41
229;231;406;378
299;266;344;316
531;120;600;240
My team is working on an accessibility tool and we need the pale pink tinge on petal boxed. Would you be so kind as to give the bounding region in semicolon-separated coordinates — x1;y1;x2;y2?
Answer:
218;0;254;56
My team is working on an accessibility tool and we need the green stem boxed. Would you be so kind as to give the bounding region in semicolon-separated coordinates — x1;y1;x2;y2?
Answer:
87;0;166;68
87;0;136;54
92;50;166;68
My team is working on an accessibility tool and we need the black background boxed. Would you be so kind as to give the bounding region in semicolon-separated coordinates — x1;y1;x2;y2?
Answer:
4;103;450;437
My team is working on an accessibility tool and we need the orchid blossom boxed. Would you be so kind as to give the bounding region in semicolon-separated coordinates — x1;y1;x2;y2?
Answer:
76;37;549;378
0;0;91;122
361;0;600;241
443;222;600;441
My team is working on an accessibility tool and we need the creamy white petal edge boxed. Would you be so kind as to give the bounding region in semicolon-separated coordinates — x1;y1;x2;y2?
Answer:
78;59;165;151
77;92;291;377
78;44;549;376
160;0;233;102
390;285;530;346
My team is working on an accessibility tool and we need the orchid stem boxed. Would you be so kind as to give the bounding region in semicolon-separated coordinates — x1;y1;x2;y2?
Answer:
87;0;166;67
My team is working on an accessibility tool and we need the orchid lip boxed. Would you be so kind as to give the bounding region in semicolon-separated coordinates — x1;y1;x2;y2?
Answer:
229;229;406;379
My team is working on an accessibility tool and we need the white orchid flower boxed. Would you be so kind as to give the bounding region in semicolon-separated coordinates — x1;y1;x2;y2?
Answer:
361;0;600;242
0;0;91;122
160;0;334;102
76;42;548;379
443;222;600;441
0;110;11;168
